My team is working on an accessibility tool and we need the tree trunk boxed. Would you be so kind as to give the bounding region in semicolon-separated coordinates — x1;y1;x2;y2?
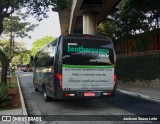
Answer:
0;15;8;83
0;49;8;83
0;16;3;35
10;31;13;60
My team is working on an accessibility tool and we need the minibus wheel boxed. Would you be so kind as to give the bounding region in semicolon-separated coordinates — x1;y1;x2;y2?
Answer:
34;84;38;91
43;86;50;102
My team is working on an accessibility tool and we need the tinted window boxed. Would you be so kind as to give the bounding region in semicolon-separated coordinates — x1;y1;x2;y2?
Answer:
62;37;115;65
35;40;57;67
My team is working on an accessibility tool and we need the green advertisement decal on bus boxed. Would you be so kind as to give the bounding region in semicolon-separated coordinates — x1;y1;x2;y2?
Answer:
67;45;109;54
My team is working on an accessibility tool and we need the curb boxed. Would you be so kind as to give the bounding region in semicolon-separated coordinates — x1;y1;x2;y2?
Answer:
16;74;30;124
117;89;160;103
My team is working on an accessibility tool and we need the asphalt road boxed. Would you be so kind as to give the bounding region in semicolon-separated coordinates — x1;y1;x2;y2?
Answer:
16;71;160;124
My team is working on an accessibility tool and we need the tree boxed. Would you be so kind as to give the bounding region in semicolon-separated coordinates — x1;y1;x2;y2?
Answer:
123;0;160;49
0;14;37;84
31;36;55;56
0;0;68;83
0;39;9;56
97;0;160;53
0;49;8;83
97;1;146;53
0;0;67;34
3;15;38;60
0;39;28;67
0;38;9;83
97;17;117;39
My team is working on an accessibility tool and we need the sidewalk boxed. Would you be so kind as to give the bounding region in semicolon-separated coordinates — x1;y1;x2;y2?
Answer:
0;73;29;124
117;82;160;103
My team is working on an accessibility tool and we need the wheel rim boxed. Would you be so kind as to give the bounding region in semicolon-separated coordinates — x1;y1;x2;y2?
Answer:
44;88;47;99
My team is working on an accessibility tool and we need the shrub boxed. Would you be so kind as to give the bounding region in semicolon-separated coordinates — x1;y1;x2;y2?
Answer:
116;53;160;81
0;83;9;106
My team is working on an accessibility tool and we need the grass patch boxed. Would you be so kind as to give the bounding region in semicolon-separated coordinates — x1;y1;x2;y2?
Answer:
0;83;8;108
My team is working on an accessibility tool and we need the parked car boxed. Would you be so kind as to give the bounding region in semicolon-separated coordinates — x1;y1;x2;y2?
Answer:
21;64;32;72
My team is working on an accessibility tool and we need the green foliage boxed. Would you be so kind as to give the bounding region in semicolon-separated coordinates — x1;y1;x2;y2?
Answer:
1;14;36;81
97;0;160;43
13;49;31;65
97;18;117;38
116;53;160;81
0;1;24;12
122;0;160;30
0;39;31;66
3;16;38;39
57;0;68;11
0;0;68;18
25;0;68;21
0;0;67;84
12;56;20;66
0;83;9;106
31;36;55;56
22;51;31;64
0;39;9;57
0;0;68;34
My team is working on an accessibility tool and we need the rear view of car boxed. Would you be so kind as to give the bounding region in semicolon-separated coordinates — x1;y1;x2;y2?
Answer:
21;64;30;72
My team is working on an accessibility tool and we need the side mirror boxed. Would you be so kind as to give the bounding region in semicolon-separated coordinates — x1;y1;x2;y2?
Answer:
31;56;33;61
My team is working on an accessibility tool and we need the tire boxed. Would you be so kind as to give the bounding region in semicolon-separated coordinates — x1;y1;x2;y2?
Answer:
43;86;50;102
33;79;38;91
34;84;38;91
